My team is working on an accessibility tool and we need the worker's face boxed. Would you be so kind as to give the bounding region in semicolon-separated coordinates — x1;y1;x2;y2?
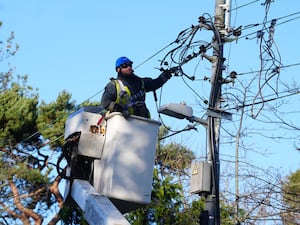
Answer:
117;63;133;75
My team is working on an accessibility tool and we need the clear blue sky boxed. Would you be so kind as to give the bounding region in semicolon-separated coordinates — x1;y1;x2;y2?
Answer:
1;0;300;190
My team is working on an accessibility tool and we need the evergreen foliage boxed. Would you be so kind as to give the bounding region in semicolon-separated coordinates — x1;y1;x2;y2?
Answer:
281;169;300;224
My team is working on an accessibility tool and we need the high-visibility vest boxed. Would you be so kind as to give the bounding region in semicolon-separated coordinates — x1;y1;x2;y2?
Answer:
114;79;145;115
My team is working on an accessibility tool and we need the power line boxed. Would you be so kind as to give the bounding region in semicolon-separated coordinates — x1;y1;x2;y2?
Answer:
236;11;300;41
229;0;260;12
227;89;300;112
225;62;300;77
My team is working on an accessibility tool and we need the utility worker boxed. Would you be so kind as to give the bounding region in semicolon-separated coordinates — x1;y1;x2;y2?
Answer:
101;56;172;119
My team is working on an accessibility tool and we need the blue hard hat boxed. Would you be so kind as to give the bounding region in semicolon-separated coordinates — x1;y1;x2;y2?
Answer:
115;56;133;68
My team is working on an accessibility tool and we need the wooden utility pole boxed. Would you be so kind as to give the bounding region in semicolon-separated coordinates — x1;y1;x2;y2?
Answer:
202;1;228;225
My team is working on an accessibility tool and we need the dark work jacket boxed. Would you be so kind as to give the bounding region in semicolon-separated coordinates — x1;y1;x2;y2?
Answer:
101;71;171;118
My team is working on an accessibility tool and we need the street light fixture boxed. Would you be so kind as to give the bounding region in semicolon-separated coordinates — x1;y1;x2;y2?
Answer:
158;102;208;126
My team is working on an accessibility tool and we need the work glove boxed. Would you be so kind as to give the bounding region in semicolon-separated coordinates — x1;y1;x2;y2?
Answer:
163;69;172;79
108;102;123;112
122;109;131;119
161;66;180;80
160;69;172;83
108;102;131;119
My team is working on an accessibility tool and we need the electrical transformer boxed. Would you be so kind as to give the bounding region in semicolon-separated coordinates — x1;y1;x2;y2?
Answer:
190;161;212;195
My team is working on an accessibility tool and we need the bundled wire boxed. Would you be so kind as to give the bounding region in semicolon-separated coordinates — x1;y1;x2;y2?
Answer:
159;15;215;81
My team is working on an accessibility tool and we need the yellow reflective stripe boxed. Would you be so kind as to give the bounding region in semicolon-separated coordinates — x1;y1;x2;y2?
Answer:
114;80;134;114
